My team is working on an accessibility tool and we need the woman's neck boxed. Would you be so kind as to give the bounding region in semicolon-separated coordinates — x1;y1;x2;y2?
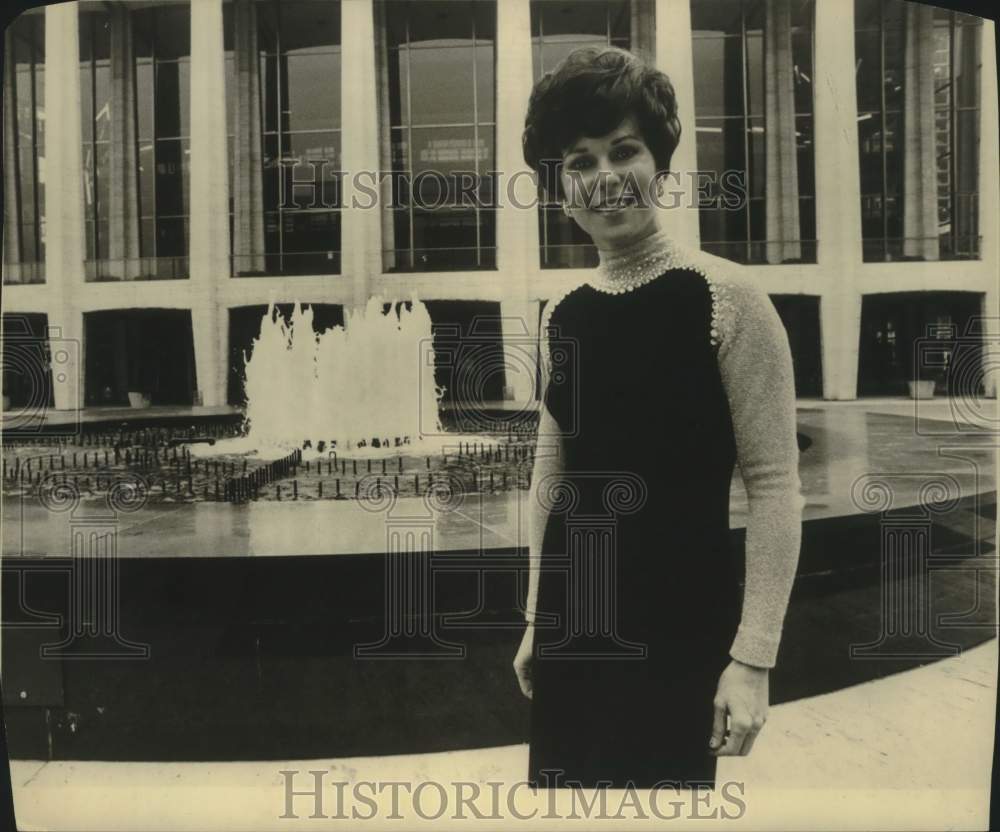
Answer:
590;226;685;294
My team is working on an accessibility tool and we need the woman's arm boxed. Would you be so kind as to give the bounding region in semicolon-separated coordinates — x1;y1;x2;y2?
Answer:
515;293;570;695
525;401;562;623
523;293;570;622
715;276;806;669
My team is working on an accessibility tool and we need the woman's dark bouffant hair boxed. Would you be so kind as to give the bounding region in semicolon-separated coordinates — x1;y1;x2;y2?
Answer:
522;46;682;201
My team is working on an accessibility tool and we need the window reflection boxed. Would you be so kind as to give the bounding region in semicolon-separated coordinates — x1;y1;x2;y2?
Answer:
377;0;496;272
855;0;981;261
131;4;191;273
531;0;646;269
226;0;342;276
692;0;816;265
4;12;45;283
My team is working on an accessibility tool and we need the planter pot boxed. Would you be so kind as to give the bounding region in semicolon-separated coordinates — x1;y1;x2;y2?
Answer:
128;391;152;409
907;379;936;400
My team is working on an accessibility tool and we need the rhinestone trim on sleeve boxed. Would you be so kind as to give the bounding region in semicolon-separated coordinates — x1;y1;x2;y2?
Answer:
704;273;735;349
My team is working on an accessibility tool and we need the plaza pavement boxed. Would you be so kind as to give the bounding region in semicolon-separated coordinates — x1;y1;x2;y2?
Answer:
7;638;995;831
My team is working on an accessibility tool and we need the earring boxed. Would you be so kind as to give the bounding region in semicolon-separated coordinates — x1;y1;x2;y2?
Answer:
656;178;665;198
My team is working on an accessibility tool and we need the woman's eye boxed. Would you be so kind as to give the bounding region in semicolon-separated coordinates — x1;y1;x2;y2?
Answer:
567;157;592;171
611;145;638;161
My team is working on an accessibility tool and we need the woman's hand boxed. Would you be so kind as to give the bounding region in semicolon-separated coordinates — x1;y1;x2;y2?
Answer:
513;623;534;699
709;659;769;756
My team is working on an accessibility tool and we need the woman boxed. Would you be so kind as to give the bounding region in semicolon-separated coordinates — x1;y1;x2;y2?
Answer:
513;46;805;790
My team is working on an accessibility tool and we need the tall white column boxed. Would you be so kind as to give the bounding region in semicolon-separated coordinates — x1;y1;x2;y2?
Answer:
496;0;540;403
978;21;999;399
189;0;230;406
654;0;699;247
496;0;537;298
341;0;381;311
814;0;863;400
44;2;86;411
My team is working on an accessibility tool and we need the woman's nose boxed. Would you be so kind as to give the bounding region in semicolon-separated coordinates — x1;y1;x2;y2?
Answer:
603;164;623;184
600;165;623;195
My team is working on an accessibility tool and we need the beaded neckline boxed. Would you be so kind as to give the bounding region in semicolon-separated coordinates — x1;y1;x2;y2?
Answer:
587;228;686;295
572;227;735;349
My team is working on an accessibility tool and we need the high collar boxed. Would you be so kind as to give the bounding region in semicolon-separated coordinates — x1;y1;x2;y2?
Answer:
588;227;686;294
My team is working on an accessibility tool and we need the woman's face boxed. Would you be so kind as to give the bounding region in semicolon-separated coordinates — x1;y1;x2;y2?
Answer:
559;114;661;251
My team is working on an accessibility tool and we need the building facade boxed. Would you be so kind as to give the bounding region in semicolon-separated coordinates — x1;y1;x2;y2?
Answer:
2;0;998;411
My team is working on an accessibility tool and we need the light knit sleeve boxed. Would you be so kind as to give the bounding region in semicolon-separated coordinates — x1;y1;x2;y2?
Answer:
714;274;805;669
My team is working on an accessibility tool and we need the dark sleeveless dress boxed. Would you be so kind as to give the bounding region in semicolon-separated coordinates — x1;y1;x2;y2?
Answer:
527;267;743;790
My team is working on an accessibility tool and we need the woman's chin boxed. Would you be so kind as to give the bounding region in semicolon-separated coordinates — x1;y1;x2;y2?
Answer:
591;222;655;250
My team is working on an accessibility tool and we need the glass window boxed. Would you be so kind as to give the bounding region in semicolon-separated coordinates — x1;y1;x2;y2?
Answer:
378;0;496;272
153;61;186;139
5;12;45;282
95;141;111;224
150;5;191;59
538;206;598;268
127;5;192;273
278;0;340;54
278;211;342;274
227;0;343;275
136;60;154;139
855;0;980;261
691;0;743;36
692;0;816;264
285;52;341;131
406;0;474;45
17;136;36;222
408;46;477;125
745;32;764;118
531;0;642;268
411;207;494;270
155;138;189;218
283;132;342;209
79;7;114;275
155;216;189;260
138;142;156;218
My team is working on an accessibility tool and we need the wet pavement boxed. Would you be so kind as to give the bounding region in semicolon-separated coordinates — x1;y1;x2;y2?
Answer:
3;401;996;558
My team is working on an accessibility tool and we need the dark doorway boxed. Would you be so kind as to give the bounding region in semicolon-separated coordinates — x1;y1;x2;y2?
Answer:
858;292;986;397
771;296;823;397
84;309;197;406
423;300;505;405
1;313;54;410
228;304;345;405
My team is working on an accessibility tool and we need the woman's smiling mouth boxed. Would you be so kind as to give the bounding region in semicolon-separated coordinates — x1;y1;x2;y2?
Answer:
592;197;639;213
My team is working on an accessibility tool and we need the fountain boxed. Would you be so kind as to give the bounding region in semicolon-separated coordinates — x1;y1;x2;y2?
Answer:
1;296;538;506
238;296;444;457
